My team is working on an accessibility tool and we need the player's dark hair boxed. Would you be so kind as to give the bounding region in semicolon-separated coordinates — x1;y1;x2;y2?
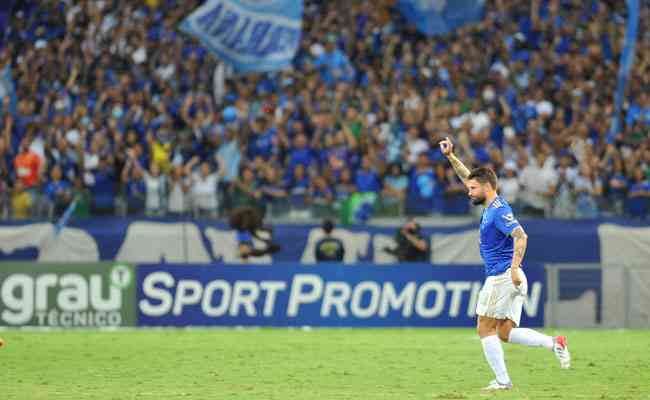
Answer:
467;167;498;189
322;219;334;234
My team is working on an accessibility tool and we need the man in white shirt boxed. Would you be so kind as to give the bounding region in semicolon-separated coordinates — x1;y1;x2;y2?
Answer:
518;152;557;216
404;125;429;164
499;161;520;205
186;157;223;218
552;152;578;218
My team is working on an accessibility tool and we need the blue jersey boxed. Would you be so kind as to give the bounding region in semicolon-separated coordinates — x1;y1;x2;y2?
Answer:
479;196;521;277
237;231;253;246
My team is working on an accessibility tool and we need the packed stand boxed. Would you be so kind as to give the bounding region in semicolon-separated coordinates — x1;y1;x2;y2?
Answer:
0;0;649;221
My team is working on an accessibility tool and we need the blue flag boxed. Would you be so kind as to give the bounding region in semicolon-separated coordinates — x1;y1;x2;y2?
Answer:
397;0;484;36
0;0;16;116
608;0;639;142
54;197;79;237
179;0;303;74
0;63;16;116
340;193;377;225
0;0;15;49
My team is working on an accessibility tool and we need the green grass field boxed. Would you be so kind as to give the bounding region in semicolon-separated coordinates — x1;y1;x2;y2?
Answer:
1;329;649;400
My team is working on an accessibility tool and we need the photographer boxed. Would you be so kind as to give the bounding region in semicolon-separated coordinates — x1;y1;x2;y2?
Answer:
383;219;429;262
228;206;281;261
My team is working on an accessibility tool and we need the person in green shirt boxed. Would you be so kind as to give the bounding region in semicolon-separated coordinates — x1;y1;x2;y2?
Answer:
71;177;91;218
342;105;363;141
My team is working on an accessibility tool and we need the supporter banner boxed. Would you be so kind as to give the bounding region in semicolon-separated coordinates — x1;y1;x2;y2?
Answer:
179;0;303;73
136;263;545;327
397;0;484;36
0;263;136;327
1;218;634;265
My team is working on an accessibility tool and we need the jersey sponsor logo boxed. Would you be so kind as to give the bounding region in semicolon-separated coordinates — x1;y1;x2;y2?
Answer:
502;212;518;226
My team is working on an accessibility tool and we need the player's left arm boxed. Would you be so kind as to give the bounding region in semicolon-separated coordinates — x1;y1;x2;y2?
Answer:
495;207;527;287
510;226;528;286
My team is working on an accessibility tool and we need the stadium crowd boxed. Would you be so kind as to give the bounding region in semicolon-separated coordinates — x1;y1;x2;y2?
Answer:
0;0;649;221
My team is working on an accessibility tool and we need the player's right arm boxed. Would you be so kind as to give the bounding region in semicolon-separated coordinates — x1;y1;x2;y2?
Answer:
439;137;471;186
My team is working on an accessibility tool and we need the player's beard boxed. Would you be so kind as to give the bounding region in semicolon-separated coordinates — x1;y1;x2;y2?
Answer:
470;195;486;206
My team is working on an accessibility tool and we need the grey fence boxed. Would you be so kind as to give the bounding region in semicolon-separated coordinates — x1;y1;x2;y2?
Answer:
545;263;650;329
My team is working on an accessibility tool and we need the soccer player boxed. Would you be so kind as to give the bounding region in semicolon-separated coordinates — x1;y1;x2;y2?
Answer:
440;137;570;391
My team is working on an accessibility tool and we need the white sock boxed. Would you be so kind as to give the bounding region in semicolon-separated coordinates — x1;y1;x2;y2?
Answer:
508;328;554;350
481;335;511;384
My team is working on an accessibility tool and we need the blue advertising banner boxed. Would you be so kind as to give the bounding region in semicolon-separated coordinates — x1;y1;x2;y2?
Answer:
397;0;484;36
179;0;303;73
136;263;545;327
